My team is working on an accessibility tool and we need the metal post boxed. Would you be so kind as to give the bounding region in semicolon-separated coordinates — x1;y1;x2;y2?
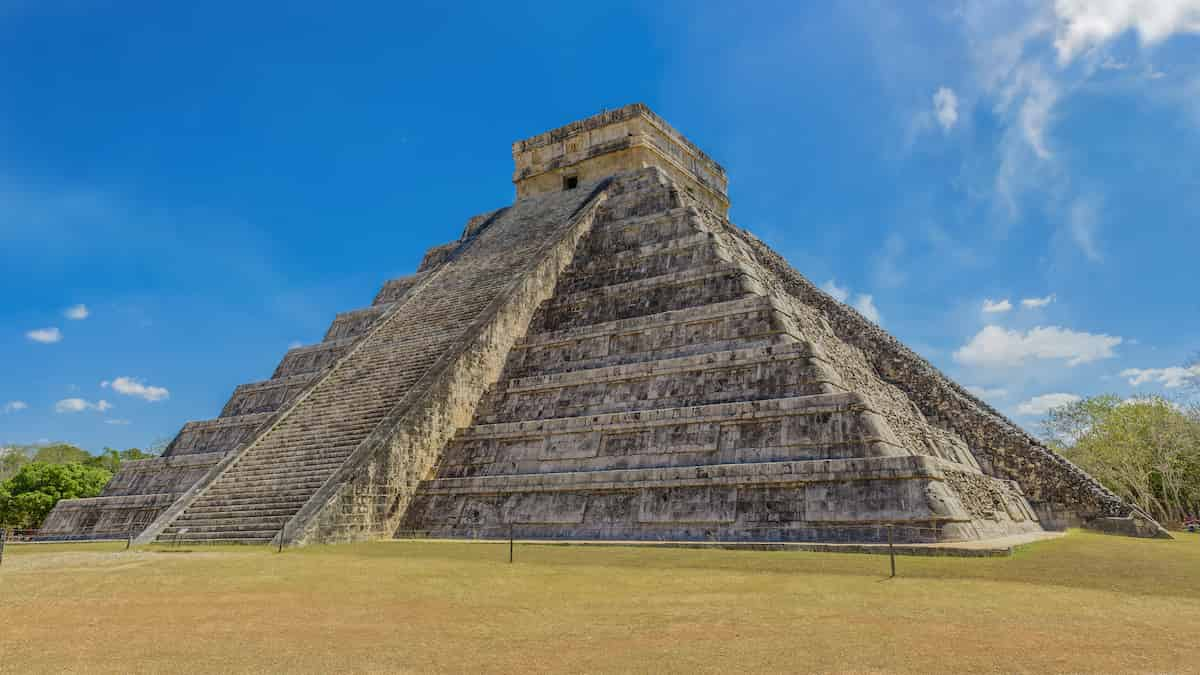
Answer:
277;523;284;554
0;528;6;567
126;531;132;551
508;526;514;564
887;524;896;578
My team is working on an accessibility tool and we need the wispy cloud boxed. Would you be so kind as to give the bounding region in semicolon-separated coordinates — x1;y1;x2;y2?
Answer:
1021;294;1056;308
956;0;1200;236
102;376;170;402
982;298;1013;313
967;385;1008;400
821;279;850;303
1052;0;1200;65
63;304;89;320
2;400;28;414
26;327;62;343
55;398;112;413
933;86;959;130
1121;364;1200;389
103;418;132;425
1016;392;1081;416
854;294;882;324
821;279;882;324
954;325;1122;368
1067;195;1103;261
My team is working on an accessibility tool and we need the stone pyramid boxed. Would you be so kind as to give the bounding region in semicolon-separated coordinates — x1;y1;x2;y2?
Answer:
42;104;1166;546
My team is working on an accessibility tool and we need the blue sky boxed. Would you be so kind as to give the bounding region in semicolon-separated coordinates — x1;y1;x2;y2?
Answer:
2;2;1197;452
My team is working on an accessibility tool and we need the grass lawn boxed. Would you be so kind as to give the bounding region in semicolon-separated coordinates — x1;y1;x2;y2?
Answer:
1;530;1198;673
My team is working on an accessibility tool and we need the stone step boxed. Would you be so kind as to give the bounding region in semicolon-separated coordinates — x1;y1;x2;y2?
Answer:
323;304;391;341
220;373;320;418
532;265;759;333
191;487;323;503
372;272;430;305
182;504;298;517
481;344;840;424
185;496;311;511
520;295;777;349
159;529;279;543
230;458;350;477
584;208;698;253
557;233;723;293
165;519;289;533
231;448;358;465
507;341;822;393
204;475;331;493
457;392;880;441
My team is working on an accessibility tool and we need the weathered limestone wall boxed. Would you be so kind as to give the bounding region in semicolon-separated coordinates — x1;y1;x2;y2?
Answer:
99;453;224;497
513;103;729;215
404;168;1041;544
39;453;224;537
710;214;1166;537
39;493;176;538
407;455;1020;544
283;182;611;545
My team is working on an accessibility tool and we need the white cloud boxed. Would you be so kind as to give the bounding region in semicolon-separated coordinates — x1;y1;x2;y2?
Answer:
106;376;170;402
959;0;1200;224
1121;364;1200;388
821;280;882;324
104;419;132;425
1017;392;1081;416
982;298;1013;313
64;304;89;320
853;295;882;324
1067;196;1103;261
287;341;304;350
967;386;1008;399
1052;0;1200;65
2;401;28;414
1021;294;1056;308
55;398;112;413
821;279;850;303
26;327;62;343
954;325;1122;367
933;86;959;130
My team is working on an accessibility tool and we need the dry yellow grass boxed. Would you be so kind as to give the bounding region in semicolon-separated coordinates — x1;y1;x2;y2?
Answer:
1;530;1198;673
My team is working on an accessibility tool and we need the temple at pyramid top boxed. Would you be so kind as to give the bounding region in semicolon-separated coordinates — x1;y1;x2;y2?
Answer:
512;103;730;215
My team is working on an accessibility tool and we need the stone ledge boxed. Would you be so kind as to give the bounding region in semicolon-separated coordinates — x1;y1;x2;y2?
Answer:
518;296;779;349
459;393;883;440
505;341;829;393
392;530;1066;558
419;455;945;495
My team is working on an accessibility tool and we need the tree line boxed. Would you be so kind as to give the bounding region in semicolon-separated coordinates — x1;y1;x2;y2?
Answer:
0;443;160;529
1041;391;1200;528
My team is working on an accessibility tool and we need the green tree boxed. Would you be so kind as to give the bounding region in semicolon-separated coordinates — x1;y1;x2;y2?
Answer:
32;443;91;465
1;446;35;481
118;447;158;461
1041;395;1200;526
0;462;112;528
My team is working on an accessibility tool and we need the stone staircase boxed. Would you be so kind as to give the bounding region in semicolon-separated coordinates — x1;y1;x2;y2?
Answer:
158;305;477;543
151;183;606;544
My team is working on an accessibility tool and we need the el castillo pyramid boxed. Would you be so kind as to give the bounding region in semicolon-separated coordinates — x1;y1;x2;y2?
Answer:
43;104;1167;546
